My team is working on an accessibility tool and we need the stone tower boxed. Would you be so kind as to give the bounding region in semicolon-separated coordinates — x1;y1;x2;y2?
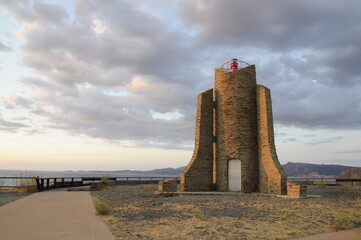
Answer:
181;59;287;194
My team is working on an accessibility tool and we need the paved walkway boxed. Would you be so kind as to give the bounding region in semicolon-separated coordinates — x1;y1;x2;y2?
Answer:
293;228;361;240
0;190;114;240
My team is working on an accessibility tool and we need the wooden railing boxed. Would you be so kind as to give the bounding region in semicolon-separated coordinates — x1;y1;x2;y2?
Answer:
287;177;336;184
0;176;180;191
287;177;361;186
335;178;361;186
2;176;358;191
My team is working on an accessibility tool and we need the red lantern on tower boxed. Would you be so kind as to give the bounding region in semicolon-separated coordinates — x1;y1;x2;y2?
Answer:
220;58;250;71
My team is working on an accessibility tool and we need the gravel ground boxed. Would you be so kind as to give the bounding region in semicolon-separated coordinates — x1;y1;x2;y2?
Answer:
92;184;361;240
0;191;32;207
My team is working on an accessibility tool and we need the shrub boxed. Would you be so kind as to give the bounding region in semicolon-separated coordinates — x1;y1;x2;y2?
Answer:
93;197;110;215
339;184;353;196
356;198;361;206
14;171;38;192
192;207;210;221
332;211;354;230
340;184;353;191
0;174;6;187
316;183;327;188
101;175;110;185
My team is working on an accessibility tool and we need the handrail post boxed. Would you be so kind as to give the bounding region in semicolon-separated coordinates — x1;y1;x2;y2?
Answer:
41;179;44;191
35;176;41;192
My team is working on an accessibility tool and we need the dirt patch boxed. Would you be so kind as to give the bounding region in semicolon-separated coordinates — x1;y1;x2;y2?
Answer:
91;184;361;240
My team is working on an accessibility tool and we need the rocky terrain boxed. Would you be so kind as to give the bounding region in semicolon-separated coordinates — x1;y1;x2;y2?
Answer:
283;162;357;177
92;184;361;240
340;168;361;178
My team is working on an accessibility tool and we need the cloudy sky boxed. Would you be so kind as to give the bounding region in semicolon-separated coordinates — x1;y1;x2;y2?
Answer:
0;0;360;171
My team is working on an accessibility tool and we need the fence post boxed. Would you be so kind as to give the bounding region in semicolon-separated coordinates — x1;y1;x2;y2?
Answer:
46;179;50;190
40;179;44;191
35;177;41;192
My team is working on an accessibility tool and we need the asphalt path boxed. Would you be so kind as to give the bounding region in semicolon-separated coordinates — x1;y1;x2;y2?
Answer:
0;190;114;240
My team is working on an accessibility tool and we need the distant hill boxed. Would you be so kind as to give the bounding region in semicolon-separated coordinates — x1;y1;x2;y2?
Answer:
107;166;186;176
110;162;359;177
282;162;357;177
66;163;359;178
339;168;361;178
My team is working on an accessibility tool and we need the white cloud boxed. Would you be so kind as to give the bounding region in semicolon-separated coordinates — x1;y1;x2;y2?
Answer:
91;19;107;35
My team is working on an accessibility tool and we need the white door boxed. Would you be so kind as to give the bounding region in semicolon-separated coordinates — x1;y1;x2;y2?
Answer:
228;159;242;191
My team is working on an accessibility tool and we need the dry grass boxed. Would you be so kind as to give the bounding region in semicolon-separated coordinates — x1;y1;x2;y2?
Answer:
12;171;39;192
93;196;111;215
92;184;361;240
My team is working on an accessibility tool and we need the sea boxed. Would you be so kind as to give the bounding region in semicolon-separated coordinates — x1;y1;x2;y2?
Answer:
1;170;337;187
0;169;179;187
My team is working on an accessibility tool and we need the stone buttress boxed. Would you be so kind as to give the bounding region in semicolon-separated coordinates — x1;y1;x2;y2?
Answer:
180;89;214;191
257;85;287;194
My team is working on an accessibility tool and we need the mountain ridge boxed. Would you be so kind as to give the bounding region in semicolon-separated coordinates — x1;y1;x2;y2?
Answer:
60;162;360;177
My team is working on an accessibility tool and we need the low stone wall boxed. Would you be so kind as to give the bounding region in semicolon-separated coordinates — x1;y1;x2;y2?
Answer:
287;181;307;198
158;179;178;194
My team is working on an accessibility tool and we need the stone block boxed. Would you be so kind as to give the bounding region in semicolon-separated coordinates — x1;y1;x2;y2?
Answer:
158;178;177;194
287;181;307;198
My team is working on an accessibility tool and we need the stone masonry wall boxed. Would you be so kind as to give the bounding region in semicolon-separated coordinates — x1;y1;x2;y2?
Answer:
158;179;178;194
257;85;287;194
180;89;214;191
214;66;259;193
287;181;307;198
